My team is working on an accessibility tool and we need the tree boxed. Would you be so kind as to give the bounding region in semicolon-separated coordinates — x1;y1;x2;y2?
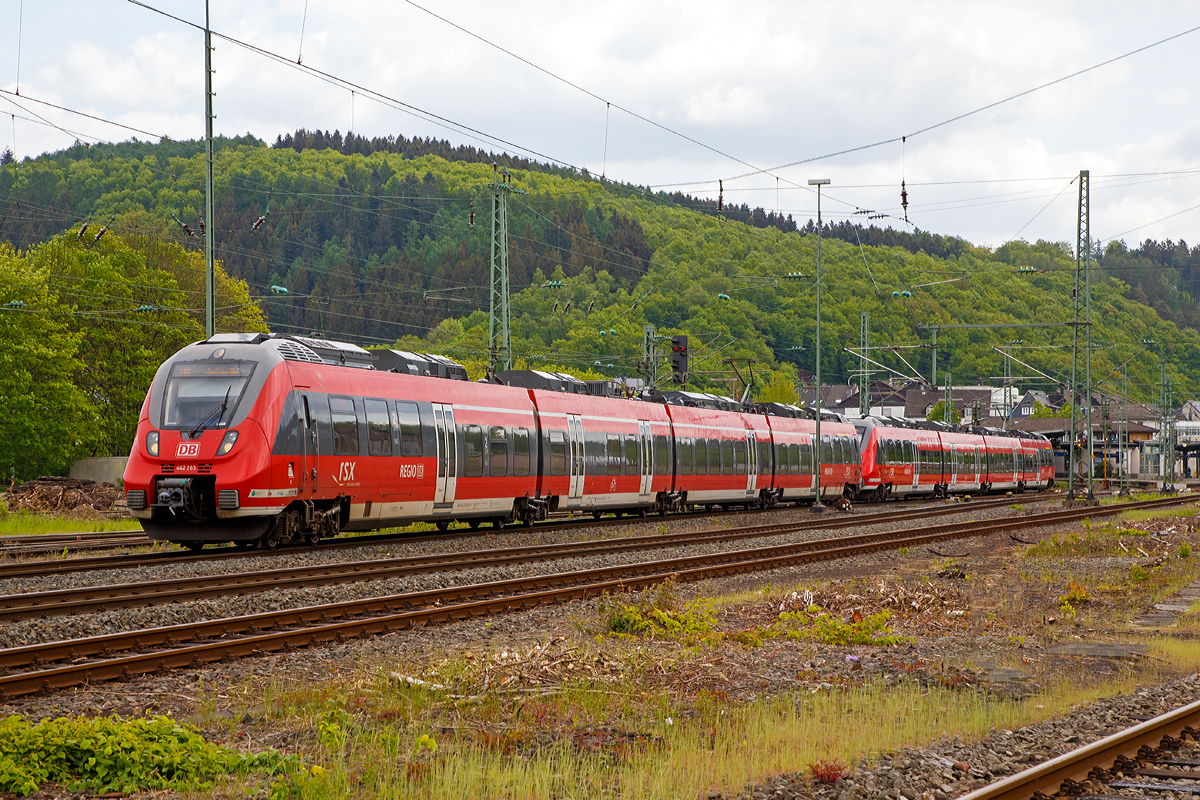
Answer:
23;218;268;458
926;400;961;424
0;148;13;166
757;370;798;404
0;244;101;479
1031;400;1071;419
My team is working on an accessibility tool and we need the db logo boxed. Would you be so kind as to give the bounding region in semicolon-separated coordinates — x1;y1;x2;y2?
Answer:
399;463;425;479
176;442;200;458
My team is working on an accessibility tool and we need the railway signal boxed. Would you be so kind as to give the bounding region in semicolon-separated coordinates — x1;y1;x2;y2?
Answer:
671;335;688;384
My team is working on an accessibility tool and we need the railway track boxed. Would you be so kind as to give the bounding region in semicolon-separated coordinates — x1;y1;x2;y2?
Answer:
0;494;1055;622
0;529;151;555
0;493;1055;581
0;493;1188;700
961;698;1200;799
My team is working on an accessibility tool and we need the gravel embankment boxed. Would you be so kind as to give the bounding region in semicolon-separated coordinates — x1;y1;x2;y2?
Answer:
0;503;1033;649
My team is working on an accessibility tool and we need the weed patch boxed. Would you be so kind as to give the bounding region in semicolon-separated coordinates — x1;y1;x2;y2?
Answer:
0;714;294;796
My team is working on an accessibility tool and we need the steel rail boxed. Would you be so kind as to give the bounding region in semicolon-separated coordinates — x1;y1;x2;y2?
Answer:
0;494;1052;581
0;495;1187;699
959;698;1200;799
0;495;1050;621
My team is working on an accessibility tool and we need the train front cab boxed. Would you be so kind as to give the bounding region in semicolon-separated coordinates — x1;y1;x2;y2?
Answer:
124;337;296;547
856;420;940;502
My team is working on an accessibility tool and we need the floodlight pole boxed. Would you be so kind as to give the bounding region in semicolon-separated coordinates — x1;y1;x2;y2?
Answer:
809;178;830;513
203;0;216;338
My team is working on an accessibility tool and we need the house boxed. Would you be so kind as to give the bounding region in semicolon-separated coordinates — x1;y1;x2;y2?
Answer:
904;385;995;422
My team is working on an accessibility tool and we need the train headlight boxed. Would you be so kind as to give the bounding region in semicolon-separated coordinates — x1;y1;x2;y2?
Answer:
146;431;160;457
219;430;239;455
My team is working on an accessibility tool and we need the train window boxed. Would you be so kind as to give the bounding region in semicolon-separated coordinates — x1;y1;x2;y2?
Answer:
819;435;832;465
695;438;708;474
607;435;622;475
708;439;720;475
758;440;771;475
396;402;423;457
654;435;670;475
435;412;446;478
802;441;813;474
330;396;360;455
365;399;392;456
462;426;484;477
734;440;748;475
513;428;531;476
788;443;800;475
489;426;509;476
548;431;567;476
720;439;734;475
775;443;787;475
679;437;693;475
876;440;887;466
624;434;639;475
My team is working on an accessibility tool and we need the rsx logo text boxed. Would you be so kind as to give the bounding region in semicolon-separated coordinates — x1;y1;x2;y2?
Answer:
337;462;356;483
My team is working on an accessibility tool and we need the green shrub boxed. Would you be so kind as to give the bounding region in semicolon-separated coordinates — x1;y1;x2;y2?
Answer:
0;714;294;796
777;609;911;646
1181;542;1192;559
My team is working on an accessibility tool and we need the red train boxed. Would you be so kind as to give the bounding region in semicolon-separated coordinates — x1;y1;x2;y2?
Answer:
123;334;1051;549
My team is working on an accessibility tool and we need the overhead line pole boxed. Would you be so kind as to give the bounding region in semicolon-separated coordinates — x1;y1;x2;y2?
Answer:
809;178;830;513
204;0;215;338
859;311;870;417
489;164;519;375
1080;169;1094;500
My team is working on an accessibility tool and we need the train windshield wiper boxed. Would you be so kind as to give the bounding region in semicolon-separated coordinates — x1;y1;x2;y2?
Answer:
188;386;232;438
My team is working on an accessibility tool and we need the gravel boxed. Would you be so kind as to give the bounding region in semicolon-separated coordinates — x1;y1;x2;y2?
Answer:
0;502;1034;650
0;506;1032;652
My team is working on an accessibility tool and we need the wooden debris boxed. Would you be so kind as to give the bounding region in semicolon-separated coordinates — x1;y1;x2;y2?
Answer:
5;476;121;514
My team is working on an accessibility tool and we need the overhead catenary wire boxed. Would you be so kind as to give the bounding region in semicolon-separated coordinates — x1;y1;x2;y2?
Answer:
718;21;1200;185
125;0;582;171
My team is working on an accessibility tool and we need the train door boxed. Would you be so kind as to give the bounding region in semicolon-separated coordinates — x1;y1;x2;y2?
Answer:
300;394;317;494
907;440;919;490
949;445;958;487
746;431;758;497
432;404;457;505
637;421;654;501
974;447;983;487
567;414;585;499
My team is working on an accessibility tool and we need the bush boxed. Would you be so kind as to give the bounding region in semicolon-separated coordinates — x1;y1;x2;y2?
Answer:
0;714;293;796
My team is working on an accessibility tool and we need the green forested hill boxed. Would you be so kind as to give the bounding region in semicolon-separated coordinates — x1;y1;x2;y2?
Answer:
1;132;1196;476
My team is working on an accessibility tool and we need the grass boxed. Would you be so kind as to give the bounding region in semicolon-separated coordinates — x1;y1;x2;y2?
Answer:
204;664;1170;800
0;511;136;537
1119;508;1197;523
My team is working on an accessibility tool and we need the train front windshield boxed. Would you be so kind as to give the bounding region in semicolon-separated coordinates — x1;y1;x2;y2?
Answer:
162;360;256;429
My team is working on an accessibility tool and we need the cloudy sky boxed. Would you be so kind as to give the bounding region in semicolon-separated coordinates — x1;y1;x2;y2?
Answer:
2;1;1199;248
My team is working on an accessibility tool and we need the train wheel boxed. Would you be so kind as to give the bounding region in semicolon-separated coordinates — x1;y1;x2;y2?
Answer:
468;519;481;530
435;521;450;532
182;541;204;552
304;533;321;547
592;511;603;520
493;517;505;530
260;533;282;550
637;508;647;518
